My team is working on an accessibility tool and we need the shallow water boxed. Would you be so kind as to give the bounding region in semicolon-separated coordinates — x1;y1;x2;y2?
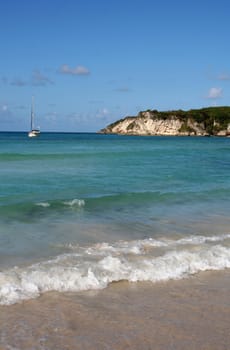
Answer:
0;132;230;304
1;271;230;350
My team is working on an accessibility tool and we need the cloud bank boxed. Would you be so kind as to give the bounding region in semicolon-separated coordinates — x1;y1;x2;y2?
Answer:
8;70;53;87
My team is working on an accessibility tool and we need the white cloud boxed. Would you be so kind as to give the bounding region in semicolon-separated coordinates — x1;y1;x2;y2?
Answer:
59;64;90;75
32;70;54;86
207;87;222;99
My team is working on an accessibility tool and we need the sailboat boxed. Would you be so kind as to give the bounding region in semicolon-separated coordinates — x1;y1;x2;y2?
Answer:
28;97;40;137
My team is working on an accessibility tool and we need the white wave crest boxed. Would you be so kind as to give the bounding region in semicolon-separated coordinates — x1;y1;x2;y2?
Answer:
35;202;50;208
63;199;85;207
0;241;230;305
69;233;230;256
174;233;230;246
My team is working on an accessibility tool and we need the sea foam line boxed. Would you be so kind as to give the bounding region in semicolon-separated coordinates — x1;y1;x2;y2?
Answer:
35;198;85;208
63;199;85;207
0;241;230;305
65;233;230;256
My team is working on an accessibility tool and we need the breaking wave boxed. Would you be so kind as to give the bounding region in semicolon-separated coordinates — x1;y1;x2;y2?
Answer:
0;233;230;305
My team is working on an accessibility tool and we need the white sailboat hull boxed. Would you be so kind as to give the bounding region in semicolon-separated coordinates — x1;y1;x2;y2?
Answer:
28;130;40;137
28;97;40;137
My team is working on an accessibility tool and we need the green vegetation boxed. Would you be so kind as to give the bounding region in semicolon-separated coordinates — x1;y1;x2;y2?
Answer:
139;106;230;135
107;116;134;130
100;106;230;136
178;123;195;134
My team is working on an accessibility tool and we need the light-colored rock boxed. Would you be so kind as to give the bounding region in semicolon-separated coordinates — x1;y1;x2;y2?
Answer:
216;130;227;136
101;115;207;136
100;109;230;136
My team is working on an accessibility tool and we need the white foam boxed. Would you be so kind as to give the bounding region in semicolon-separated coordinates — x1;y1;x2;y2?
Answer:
35;202;50;207
72;233;230;257
63;199;85;207
174;233;230;246
1;238;230;305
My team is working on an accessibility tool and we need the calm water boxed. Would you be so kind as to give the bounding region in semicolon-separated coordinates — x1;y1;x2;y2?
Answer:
0;132;230;304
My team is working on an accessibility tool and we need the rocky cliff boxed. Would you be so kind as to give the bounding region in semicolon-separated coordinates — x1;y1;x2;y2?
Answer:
99;107;230;136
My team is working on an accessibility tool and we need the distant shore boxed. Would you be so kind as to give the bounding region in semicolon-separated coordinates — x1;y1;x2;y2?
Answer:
1;269;230;350
100;106;230;136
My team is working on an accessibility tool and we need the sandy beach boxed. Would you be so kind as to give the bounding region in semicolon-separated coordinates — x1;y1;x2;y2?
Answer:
0;269;230;350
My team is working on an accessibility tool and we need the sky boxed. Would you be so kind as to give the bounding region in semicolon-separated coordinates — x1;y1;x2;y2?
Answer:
0;0;230;132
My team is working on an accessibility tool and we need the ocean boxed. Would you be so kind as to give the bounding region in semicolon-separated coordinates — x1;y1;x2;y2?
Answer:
0;132;230;305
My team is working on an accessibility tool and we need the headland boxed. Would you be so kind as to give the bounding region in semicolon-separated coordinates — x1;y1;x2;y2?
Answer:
100;106;230;136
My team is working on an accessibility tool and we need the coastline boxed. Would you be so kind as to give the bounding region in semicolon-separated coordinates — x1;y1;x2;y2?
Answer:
99;106;230;137
1;269;230;350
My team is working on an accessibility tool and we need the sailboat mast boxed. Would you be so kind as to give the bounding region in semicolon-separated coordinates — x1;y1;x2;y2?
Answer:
31;96;34;130
28;96;40;137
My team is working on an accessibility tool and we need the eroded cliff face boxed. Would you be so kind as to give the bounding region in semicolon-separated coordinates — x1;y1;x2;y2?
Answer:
113;115;186;136
100;110;230;136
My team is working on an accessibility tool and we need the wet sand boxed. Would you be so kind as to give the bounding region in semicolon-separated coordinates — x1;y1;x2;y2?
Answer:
0;270;230;350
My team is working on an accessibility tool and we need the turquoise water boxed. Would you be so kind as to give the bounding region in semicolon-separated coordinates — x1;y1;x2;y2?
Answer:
0;132;230;304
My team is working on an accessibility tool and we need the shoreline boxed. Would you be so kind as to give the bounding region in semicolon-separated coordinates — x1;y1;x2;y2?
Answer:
1;269;230;349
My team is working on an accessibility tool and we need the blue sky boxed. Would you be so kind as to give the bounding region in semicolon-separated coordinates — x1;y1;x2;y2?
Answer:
1;0;230;132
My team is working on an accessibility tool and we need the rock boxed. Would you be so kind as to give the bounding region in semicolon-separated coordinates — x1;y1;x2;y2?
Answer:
99;107;230;136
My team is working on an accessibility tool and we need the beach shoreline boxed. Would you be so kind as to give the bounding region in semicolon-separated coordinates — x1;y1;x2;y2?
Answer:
1;269;230;350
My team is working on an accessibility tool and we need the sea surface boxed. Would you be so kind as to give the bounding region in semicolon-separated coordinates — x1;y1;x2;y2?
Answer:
0;132;230;305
